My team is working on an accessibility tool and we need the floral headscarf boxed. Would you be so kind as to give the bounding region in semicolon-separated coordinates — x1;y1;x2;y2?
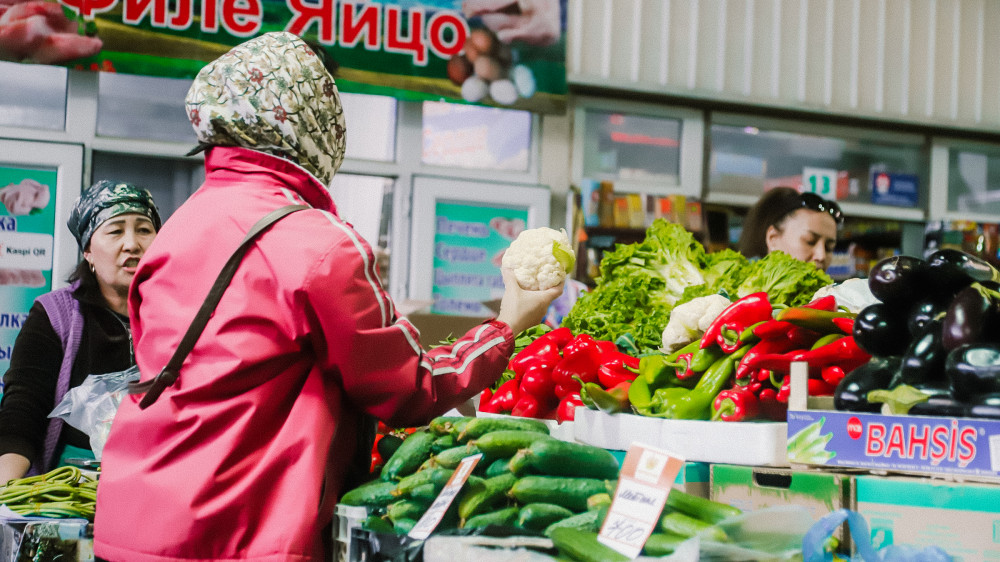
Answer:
184;32;346;186
67;180;161;251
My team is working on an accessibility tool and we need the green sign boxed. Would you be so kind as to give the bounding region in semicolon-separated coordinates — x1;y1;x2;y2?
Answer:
4;0;567;114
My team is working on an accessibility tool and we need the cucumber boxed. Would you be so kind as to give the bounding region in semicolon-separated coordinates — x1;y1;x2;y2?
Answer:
586;493;611;511
392;517;417;534
406;482;445;503
394;468;454;496
664;488;741;524
472;430;552;458
381;430;436;481
509;476;608;512
515;502;574;531
543;509;602;536
484;457;511;478
450;417;474;438
387;500;427;523
361;514;395;534
430;416;469;436
643;532;688;556
339;480;398;508
431;433;457;453
376;434;404;462
509;439;620;480
660;511;729;543
433;444;481;469
462;505;519;529
548;527;629;562
458;472;517;521
458;417;549;442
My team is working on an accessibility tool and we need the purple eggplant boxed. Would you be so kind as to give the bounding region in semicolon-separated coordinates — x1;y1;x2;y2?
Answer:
946;343;1000;401
834;356;899;412
907;297;948;337
942;283;1000;351
868;255;930;306
926;249;1000;296
853;303;911;358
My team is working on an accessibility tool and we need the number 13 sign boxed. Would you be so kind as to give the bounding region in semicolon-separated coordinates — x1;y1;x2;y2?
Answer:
598;444;685;558
802;167;838;199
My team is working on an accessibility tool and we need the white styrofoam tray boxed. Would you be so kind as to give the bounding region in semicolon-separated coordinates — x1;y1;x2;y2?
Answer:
573;408;789;466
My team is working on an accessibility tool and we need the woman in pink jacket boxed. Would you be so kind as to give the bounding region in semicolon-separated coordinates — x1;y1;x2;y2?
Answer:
94;32;561;562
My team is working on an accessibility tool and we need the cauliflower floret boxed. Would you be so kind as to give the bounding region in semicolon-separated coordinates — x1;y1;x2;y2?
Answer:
501;227;576;290
661;293;731;352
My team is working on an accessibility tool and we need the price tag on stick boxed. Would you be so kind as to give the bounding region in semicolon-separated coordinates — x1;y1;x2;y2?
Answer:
408;453;482;540
598;444;685;558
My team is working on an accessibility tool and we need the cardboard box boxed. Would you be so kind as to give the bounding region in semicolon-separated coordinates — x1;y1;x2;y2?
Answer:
854;475;1000;560
573;408;788;466
710;464;854;548
399;299;501;348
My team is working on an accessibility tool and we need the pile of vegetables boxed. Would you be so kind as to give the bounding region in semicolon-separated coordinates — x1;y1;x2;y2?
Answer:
0;466;97;520
340;415;742;558
835;249;1000;418
629;293;869;422
561;219;832;352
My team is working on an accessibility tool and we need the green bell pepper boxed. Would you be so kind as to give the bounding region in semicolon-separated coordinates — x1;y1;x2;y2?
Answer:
636;345;750;420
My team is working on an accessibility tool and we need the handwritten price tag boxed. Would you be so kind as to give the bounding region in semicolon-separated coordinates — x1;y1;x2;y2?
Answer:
407;453;482;540
598;444;684;558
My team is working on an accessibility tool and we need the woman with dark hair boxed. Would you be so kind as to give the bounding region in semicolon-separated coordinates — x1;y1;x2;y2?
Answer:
738;186;843;271
0;180;160;482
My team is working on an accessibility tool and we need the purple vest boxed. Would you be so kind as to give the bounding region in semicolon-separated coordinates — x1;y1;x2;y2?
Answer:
32;281;83;475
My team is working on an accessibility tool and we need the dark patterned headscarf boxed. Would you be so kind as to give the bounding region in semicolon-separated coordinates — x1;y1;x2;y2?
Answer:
184;32;347;186
67;180;161;251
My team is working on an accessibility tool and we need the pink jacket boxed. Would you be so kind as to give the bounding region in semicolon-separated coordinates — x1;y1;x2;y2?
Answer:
94;147;514;561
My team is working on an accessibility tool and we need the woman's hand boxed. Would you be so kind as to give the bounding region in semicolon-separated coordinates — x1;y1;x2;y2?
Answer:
496;266;563;335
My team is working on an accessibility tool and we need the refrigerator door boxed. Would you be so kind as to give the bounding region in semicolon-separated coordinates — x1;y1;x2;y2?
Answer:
408;175;551;316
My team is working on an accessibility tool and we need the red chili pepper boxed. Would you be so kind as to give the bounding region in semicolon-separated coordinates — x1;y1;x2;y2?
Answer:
821;365;847;387
488;378;521;413
597;351;640;388
556;392;585;422
701;292;773;351
753;320;797;341
757;388;787;421
511;394;541;418
831;316;855;335
787;326;822;347
774;307;857;335
736;338;798;381
519;363;556;399
743;335;871;375
776;377;791;404
595;339;619;356
478;386;500;413
803;295;838;311
551;345;602;387
711;387;761;422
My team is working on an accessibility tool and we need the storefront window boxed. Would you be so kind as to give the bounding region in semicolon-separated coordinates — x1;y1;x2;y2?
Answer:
97;73;196;143
580;109;681;182
945;143;1000;215
421;101;532;171
341;93;397;162
0;62;67;131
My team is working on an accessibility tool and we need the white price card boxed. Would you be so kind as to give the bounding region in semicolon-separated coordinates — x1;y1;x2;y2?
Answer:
408;453;482;540
598;443;685;559
802;167;838;199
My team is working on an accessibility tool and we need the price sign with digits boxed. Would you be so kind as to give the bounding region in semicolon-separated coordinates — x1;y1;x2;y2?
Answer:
598;444;685;558
408;453;482;540
803;167;839;199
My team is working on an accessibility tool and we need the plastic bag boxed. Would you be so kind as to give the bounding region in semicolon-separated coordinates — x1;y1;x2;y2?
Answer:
48;366;140;461
802;509;953;562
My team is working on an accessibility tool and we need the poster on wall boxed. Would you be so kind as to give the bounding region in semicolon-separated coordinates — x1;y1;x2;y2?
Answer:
0;0;567;113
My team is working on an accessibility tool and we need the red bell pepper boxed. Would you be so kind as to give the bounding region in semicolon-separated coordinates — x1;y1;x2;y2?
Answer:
519;363;556;399
711;386;760;422
701;292;773;351
509;339;561;378
487;378;521;413
597;351;640;388
553;380;580;399
552;342;602;387
478;386;500;413
544;327;574;350
511;394;541;418
595;339;619;356
556;392;585;422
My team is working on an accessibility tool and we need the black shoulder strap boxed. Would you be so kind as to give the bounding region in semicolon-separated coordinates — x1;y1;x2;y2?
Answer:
128;204;309;409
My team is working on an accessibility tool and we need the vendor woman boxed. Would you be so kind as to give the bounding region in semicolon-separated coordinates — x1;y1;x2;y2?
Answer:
738;187;843;271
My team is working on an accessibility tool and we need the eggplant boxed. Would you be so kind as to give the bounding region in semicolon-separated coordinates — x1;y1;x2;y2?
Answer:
926;249;1000;296
852;303;911;358
945;343;1000;401
968;393;1000;419
907;297;948;337
941;284;1000;351
894;318;947;387
908;395;969;418
867;255;930;306
834;356;900;412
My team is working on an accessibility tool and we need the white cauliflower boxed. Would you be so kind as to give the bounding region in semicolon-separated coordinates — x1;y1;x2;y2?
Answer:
660;293;731;352
501;227;576;290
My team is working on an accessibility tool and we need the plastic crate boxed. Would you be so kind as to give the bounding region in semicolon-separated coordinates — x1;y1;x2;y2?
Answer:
333;504;368;562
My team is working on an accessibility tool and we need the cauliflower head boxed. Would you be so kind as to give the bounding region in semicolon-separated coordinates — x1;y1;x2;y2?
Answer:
660;293;731;352
501;227;576;290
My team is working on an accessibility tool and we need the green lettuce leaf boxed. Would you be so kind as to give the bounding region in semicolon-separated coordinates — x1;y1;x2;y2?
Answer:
736;251;834;307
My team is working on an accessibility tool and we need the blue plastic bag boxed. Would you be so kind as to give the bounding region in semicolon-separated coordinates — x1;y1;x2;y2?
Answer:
802;509;953;562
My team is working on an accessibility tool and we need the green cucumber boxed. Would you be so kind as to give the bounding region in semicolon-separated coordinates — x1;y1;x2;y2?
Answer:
548;527;629;562
515;502;574;531
376;434;404;462
450;417;474;438
431;433;457;453
458;417;549;441
381;430;436;481
484;457;512;478
509;476;608;512
339;480;397;508
393;467;454;496
462;505;519;529
643;532;688;556
543;509;602;536
458;472;517;521
430;416;469;436
361;514;395;534
392;517;417;534
586;493;611;511
433;444;481;469
509;439;620;480
406;482;445;503
387;500;427;523
660;511;728;542
664;488;741;524
472;430;552;457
